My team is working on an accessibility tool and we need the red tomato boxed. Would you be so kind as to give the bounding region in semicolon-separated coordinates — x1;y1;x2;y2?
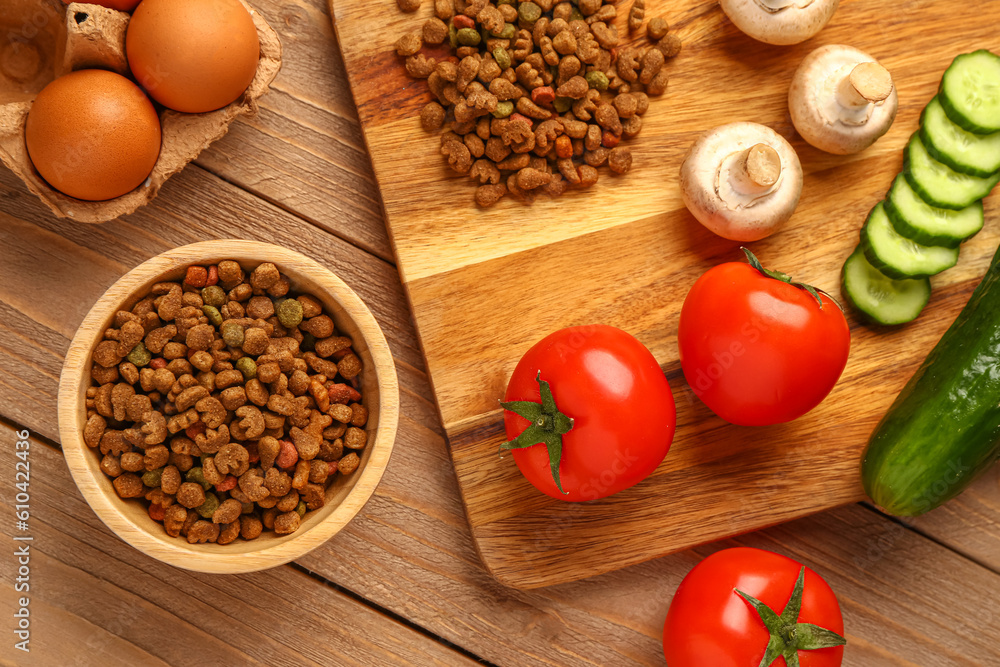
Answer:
502;325;675;501
664;547;846;667
678;251;850;426
63;0;141;10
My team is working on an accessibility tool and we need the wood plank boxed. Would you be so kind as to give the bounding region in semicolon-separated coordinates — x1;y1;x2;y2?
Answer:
908;464;1000;573
332;0;1000;587
3;166;1000;665
180;0;394;261
0;420;479;667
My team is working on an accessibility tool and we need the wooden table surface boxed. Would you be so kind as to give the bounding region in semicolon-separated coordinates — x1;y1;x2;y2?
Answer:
2;0;1000;665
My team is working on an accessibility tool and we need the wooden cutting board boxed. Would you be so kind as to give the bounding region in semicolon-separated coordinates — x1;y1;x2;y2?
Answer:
330;0;1000;589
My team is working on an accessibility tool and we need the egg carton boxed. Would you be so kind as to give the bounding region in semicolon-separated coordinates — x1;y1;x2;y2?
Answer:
0;0;281;223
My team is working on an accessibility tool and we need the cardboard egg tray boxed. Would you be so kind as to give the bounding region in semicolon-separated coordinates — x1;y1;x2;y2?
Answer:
0;0;281;223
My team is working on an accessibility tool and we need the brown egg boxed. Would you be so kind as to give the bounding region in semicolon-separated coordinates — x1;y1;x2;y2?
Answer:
126;0;260;113
25;69;161;202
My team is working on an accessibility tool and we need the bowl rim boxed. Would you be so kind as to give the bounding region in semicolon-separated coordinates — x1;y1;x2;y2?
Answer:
57;240;399;573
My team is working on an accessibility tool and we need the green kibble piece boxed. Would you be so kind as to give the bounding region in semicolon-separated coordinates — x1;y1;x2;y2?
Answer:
518;1;541;23
497;22;515;39
236;356;257;380
275;298;304;329
197;492;220;519
185;466;212;491
569;7;583;21
126;342;151;367
585;70;609;90
492;100;515;118
554;96;573;113
201;285;226;307
295;501;307;518
201;305;223;327
493;47;512;71
141;467;163;488
457;27;481;46
448;23;459;48
221;321;244;348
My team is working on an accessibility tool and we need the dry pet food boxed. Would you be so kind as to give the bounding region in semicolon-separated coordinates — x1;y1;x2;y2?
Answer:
394;0;682;206
84;261;369;544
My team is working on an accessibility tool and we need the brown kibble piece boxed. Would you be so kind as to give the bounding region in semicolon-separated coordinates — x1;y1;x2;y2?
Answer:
213;498;243;524
215;443;251;477
259;436;282;470
397;0;420;11
161;465;181;495
406;54;437;79
249;263;280;291
516;167;552;190
395;31;422;57
475;183;507;207
84;414;106;448
217;521;240;545
420;102;446;131
578;164;599;187
273;511;301;535
344;427;368;450
338;353;363;380
608;146;633;174
647;69;669;96
187;520;220;544
164;504;188;537
338;452;361;475
176;482;206;508
639;48;665;85
657;33;682;59
628;0;645;32
434;0;453;19
647;17;669;40
240;514;263;540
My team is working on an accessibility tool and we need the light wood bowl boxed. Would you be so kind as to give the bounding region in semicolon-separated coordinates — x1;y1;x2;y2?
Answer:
57;240;398;573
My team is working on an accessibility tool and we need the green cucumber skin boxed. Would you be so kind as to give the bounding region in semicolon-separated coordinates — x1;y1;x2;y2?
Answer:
920;125;1000;179
939;51;1000;134
862;244;1000;516
883;193;968;249
902;133;1000;210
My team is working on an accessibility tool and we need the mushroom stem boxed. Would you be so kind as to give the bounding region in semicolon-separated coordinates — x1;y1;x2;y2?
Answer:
837;62;893;107
733;143;782;193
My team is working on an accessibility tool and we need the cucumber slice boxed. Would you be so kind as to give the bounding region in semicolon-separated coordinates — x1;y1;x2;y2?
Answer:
884;173;984;248
921;96;1000;177
939;50;1000;134
903;133;1000;210
861;201;959;279
842;247;930;326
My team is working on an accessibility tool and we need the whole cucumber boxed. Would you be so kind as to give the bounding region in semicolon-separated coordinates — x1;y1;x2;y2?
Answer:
862;243;1000;516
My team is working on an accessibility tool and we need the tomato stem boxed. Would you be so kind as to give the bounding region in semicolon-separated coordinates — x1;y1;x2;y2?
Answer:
741;247;844;314
499;371;574;494
735;567;846;667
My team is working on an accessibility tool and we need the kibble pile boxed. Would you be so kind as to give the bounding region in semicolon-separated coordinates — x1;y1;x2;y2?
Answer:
395;0;681;206
84;261;368;545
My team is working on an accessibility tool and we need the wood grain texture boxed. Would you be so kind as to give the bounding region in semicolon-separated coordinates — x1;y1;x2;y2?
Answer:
0;421;478;667
57;240;398;573
194;0;394;262
2;119;1000;665
332;0;1000;587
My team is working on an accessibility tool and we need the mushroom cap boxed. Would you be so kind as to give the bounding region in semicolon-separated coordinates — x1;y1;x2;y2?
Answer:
720;0;840;45
680;122;803;242
789;44;898;155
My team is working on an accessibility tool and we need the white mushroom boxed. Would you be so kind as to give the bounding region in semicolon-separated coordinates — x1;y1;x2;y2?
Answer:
680;122;803;242
720;0;840;46
789;45;897;155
